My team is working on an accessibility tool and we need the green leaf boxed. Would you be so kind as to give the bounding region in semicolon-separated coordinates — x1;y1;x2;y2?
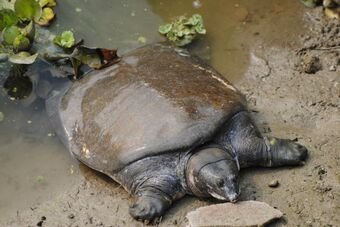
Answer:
195;23;206;34
191;14;203;25
39;0;56;8
71;46;120;69
13;34;30;51
8;52;38;64
14;0;42;21
21;21;35;41
53;30;75;48
44;46;120;79
299;0;319;8
36;7;55;26
158;24;172;34
0;9;19;31
2;25;21;45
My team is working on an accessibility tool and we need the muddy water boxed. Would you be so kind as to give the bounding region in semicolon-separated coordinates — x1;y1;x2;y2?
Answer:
0;0;306;220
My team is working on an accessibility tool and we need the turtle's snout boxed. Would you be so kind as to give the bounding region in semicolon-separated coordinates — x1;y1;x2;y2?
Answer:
209;184;240;202
227;192;239;203
223;184;240;203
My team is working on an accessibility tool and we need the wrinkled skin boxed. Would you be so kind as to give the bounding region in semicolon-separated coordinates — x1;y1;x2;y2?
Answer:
114;111;307;223
198;160;240;202
47;45;308;223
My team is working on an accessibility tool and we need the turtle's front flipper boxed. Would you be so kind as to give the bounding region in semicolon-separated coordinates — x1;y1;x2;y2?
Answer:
117;155;184;223
129;187;172;223
214;111;308;168
263;137;308;167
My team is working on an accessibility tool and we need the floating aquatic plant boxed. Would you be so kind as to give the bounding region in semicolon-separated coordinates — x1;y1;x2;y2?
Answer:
0;0;58;64
53;30;76;48
159;14;206;46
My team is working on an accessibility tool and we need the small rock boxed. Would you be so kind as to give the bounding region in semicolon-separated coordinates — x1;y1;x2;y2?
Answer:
249;53;271;79
68;213;75;219
269;179;280;188
329;65;336;71
186;201;283;227
300;54;322;74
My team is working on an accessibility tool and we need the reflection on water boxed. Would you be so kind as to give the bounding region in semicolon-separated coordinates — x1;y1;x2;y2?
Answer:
3;65;33;100
53;0;165;53
0;0;306;219
148;0;305;82
0;82;80;218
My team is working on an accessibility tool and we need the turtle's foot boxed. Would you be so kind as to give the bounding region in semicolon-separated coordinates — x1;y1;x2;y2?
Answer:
265;137;308;167
129;194;171;224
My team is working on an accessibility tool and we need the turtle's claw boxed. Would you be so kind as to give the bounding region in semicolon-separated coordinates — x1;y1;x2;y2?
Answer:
129;196;167;223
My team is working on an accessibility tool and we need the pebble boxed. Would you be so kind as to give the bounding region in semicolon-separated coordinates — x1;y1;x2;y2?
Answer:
269;179;280;188
68;213;75;219
300;54;322;74
329;65;336;71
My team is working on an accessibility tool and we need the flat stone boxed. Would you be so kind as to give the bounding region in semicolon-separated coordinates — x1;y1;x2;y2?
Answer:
186;200;283;227
249;53;271;79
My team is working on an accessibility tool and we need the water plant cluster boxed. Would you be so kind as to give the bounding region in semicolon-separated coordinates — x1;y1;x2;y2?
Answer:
0;0;206;100
0;0;60;64
158;14;206;46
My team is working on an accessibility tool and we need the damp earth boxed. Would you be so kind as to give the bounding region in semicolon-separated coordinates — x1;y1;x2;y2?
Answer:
0;0;339;226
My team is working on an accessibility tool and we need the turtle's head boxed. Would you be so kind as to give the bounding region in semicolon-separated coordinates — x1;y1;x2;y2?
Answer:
186;147;240;202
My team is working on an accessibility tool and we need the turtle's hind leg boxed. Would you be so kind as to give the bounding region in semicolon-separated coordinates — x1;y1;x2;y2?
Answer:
215;111;308;168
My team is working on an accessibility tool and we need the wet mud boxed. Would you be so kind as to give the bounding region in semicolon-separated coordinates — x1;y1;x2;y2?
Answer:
0;2;339;227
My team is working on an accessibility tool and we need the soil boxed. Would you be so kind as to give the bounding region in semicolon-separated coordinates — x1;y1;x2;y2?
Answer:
1;7;339;227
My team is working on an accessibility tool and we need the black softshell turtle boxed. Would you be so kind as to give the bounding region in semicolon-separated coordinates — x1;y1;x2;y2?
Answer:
46;44;308;222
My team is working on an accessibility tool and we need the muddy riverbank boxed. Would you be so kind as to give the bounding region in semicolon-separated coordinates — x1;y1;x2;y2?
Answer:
0;2;339;227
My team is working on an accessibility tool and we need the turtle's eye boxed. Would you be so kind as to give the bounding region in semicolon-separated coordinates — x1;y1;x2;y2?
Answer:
229;176;236;183
217;179;224;187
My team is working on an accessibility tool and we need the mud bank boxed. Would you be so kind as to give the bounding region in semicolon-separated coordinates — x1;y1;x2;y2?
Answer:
1;7;339;227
